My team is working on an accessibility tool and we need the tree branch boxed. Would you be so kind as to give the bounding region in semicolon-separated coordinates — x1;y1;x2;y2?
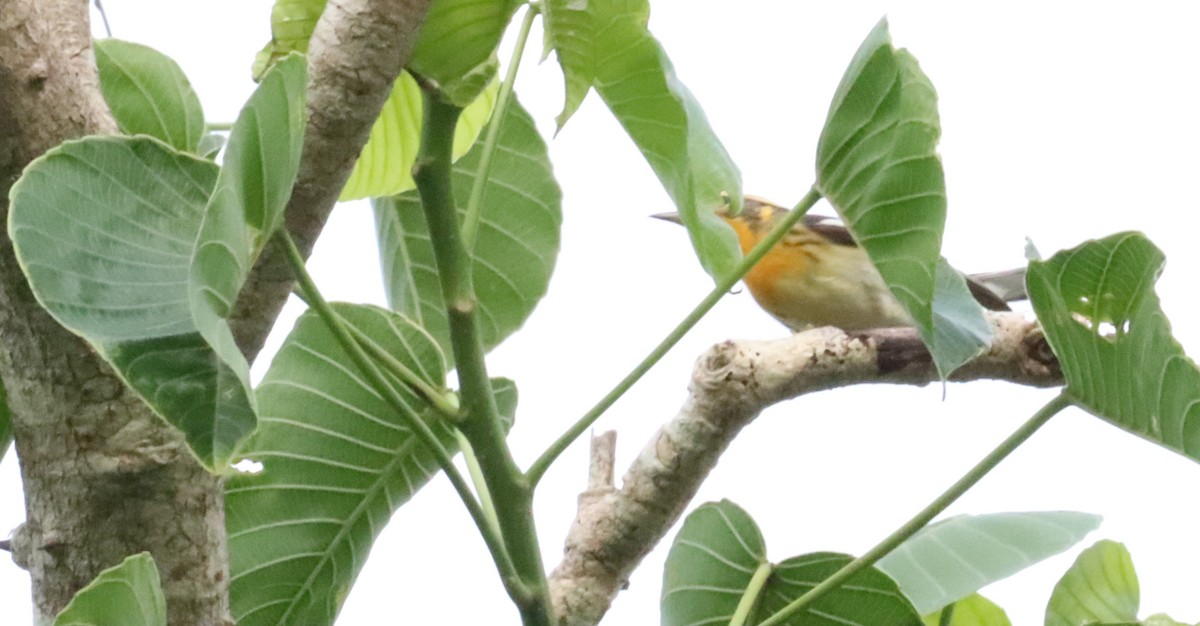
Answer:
230;0;434;361
547;312;1061;625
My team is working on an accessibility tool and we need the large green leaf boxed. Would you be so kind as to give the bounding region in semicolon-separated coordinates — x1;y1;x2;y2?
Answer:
1027;232;1200;460
227;303;519;626
8;55;307;468
95;39;205;153
877;511;1101;614
1045;540;1139;626
816;18;987;377
543;0;742;278
662;500;920;626
922;594;1011;626
374;97;560;361
54;553;166;626
10;137;221;460
661;499;766;626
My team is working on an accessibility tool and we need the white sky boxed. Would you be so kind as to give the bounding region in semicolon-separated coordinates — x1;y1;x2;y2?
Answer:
1;2;1199;624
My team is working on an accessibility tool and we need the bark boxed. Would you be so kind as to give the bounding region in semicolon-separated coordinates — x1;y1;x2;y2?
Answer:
0;2;231;624
548;313;1062;625
0;0;432;623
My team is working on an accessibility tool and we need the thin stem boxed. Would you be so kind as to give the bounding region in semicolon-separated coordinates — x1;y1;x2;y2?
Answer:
527;187;825;485
413;90;553;625
456;429;503;540
757;392;1074;626
462;2;539;247
730;562;773;626
276;231;526;602
290;289;460;417
93;0;112;37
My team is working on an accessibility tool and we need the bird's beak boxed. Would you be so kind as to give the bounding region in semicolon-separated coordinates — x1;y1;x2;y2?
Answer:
651;212;683;225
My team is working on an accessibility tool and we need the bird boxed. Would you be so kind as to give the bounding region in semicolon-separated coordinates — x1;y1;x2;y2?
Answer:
654;196;1026;332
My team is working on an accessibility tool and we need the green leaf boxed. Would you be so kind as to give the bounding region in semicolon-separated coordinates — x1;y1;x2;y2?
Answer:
339;74;497;200
661;499;767;626
542;0;649;128
54;553;166;626
922;594;1011;626
816;18;987;377
373;97;560;362
1027;232;1200;460
1045;540;1139;626
757;553;922;625
407;0;522;87
94;39;205;153
9;56;307;469
227;304;515;625
662;500;920;626
543;0;741;278
10;137;222;462
877;511;1101;615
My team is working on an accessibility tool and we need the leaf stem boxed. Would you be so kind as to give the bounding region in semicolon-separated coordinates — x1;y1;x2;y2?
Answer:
413;90;552;625
938;602;956;626
462;3;539;247
757;392;1074;626
276;231;526;603
294;290;462;417
527;186;825;486
730;562;773;626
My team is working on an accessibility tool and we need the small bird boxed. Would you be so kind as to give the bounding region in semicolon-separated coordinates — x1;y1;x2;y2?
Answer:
655;196;1026;331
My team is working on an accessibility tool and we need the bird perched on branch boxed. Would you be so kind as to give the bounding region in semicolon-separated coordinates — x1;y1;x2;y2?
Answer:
654;196;1026;332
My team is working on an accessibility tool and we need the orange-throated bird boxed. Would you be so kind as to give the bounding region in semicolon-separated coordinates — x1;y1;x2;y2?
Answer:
655;196;1026;331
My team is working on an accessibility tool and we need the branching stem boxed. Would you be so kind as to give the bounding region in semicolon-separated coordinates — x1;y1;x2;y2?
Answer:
412;90;552;625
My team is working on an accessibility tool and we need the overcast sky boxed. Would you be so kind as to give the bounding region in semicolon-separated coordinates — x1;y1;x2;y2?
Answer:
2;2;1199;624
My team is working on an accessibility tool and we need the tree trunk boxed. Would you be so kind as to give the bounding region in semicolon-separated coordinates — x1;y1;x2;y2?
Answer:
0;2;231;623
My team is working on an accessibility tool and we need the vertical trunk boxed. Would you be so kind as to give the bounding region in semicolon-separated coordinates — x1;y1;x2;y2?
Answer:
0;2;231;623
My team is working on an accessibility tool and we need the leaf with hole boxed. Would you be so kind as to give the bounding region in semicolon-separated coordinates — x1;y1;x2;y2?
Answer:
1027;232;1200;461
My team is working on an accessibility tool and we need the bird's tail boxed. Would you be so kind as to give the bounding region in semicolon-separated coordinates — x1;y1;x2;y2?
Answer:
967;268;1028;310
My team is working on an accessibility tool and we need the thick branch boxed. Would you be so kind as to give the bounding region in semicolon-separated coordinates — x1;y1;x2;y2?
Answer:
230;0;434;360
548;312;1061;625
